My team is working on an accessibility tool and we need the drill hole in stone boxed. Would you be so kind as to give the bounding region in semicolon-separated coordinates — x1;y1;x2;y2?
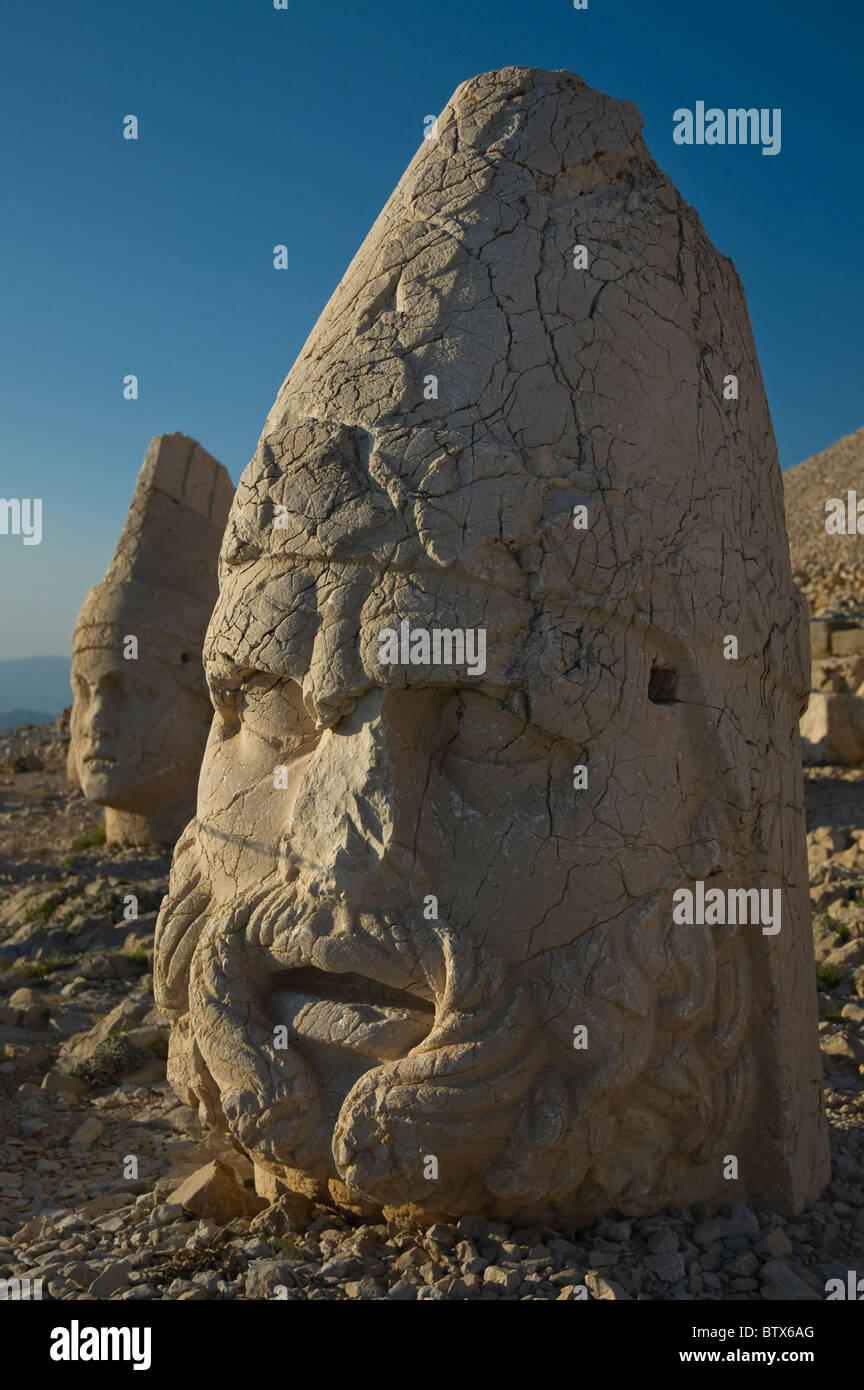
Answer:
649;667;678;704
180;652;191;664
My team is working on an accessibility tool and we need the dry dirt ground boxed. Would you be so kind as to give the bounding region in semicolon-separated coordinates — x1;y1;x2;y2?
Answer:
0;762;862;1302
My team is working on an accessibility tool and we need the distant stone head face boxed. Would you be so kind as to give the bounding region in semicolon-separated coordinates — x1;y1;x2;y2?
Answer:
155;69;827;1221
69;592;211;826
69;434;234;847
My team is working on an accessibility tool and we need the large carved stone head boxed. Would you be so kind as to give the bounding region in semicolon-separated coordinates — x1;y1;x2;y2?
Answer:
155;69;828;1221
69;434;234;846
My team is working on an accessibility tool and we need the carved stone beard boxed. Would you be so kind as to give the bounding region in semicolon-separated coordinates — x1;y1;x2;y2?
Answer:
156;818;753;1221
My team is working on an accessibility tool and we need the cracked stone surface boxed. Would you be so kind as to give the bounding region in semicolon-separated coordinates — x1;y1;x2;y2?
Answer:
154;66;829;1222
69;434;234;846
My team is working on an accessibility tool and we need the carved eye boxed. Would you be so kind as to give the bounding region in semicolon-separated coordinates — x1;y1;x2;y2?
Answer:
210;684;237;713
648;667;678;704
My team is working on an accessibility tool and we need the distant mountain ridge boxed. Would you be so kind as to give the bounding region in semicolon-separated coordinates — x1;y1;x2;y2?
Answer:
0;708;54;731
0;656;71;721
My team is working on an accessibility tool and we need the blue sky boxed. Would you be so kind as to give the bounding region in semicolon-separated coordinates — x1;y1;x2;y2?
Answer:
1;0;861;659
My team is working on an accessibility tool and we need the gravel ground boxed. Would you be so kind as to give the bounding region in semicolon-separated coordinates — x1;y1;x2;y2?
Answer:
0;762;862;1301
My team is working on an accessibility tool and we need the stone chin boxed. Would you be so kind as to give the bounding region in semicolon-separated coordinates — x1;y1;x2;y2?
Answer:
77;755;180;823
157;847;751;1221
78;762;136;807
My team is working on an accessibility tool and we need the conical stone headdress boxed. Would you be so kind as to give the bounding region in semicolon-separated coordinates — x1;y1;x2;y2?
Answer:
73;433;235;686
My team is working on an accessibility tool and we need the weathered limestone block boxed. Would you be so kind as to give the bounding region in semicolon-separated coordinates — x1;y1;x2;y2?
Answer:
801;690;864;766
829;626;864;658
808;617;864;659
69;434;234;845
801;626;864;765
169;1160;267;1223
155;68;829;1221
809;620;831;659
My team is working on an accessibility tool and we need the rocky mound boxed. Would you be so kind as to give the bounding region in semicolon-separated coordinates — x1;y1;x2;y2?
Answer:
784;426;864;618
0;708;70;775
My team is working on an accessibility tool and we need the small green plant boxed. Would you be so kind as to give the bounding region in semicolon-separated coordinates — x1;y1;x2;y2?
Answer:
125;948;150;966
21;889;69;924
1;1044;14;1061
816;963;848;990
266;1236;303;1261
70;827;106;852
10;954;75;979
823;913;851;941
63;826;107;864
65;1034;152;1087
824;1009;845;1024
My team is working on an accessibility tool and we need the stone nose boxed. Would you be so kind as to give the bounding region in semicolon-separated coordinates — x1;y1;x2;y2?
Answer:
86;687;114;739
285;687;446;885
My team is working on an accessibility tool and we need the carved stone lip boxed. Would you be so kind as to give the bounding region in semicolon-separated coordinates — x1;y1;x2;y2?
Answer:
279;964;434;1011
271;965;434;1061
260;923;438;1005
